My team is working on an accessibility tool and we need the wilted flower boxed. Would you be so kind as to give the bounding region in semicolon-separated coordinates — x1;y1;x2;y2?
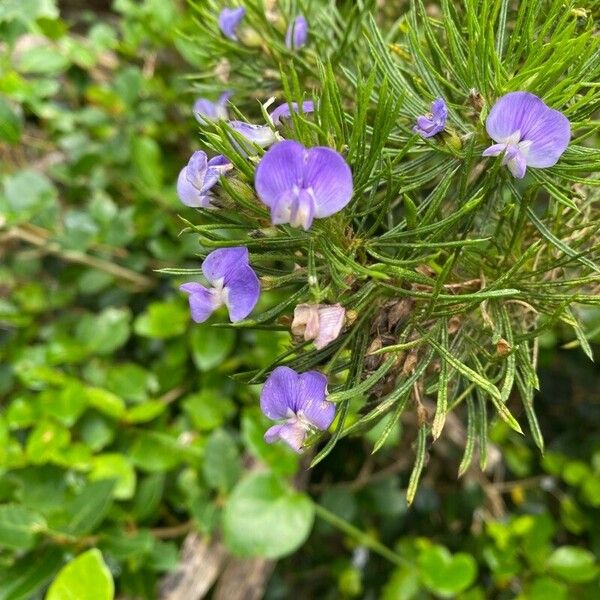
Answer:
228;121;279;153
286;15;308;49
261;366;335;452
482;91;570;179
414;98;448;138
292;303;345;349
270;101;315;126
219;7;246;41
255;140;353;230
180;247;260;323
176;151;232;208
194;92;231;123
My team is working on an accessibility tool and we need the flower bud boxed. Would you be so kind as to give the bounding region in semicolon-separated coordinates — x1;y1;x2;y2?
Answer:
238;27;264;48
292;303;346;349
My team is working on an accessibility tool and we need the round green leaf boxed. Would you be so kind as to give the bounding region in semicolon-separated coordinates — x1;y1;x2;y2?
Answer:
418;545;477;598
548;546;599;583
202;429;241;492
46;549;114;600
75;308;131;355
525;577;567;600
134;301;188;339
89;454;136;500
223;472;314;559
190;326;235;371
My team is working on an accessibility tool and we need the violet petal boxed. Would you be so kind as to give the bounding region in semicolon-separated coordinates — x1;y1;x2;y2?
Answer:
264;422;306;452
485;92;546;143
520;108;570;168
223;266;261;322
296;371;335;430
482;143;506;157
180;283;216;323
177;167;211;208
193;97;229;122
260;366;299;420
270;101;315;125
219;7;246;40
304;146;353;218
286;15;308;49
255;140;305;209
229;121;278;150
202;246;250;285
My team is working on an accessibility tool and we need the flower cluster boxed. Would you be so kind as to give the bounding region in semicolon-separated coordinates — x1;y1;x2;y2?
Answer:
176;6;573;455
176;11;347;452
413;93;570;179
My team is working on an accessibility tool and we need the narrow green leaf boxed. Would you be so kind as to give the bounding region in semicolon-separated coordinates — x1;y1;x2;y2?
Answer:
432;322;449;441
526;206;599;273
458;396;476;477
426;333;522;433
476;389;489;471
407;425;428;506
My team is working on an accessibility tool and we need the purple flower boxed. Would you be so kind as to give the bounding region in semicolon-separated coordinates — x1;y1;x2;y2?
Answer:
270;101;315;126
219;7;246;41
176;151;232;208
292;303;345;349
414;98;448;138
482;91;570;179
229;121;279;153
261;366;335;452
286;15;308;50
255;140;353;230
193;92;231;123
180;247;260;323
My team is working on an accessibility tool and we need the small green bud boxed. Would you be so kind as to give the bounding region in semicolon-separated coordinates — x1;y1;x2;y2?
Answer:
238;27;263;48
441;129;462;151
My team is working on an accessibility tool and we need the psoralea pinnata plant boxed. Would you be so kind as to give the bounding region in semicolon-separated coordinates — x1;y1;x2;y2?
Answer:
171;0;600;503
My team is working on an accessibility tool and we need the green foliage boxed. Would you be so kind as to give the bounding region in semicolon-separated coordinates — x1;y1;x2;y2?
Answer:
1;0;599;597
46;549;114;600
223;472;315;559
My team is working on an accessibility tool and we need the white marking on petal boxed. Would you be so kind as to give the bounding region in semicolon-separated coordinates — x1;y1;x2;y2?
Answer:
500;130;522;145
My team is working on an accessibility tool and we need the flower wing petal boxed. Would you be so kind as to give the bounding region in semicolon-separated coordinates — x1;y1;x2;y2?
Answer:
193;98;227;122
186;151;208;187
522;108;570;168
255;140;306;208
264;423;306;452
431;97;448;123
286;15;308;49
179;282;205;295
229;121;278;150
482;143;506;157
180;284;215;323
270;101;315;125
204;155;232;191
304;147;353;218
224;265;260;322
260;366;300;420
296;371;334;430
219;7;246;40
177;167;210;208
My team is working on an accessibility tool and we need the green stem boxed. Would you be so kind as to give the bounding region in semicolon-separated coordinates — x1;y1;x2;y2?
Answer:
313;504;409;568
